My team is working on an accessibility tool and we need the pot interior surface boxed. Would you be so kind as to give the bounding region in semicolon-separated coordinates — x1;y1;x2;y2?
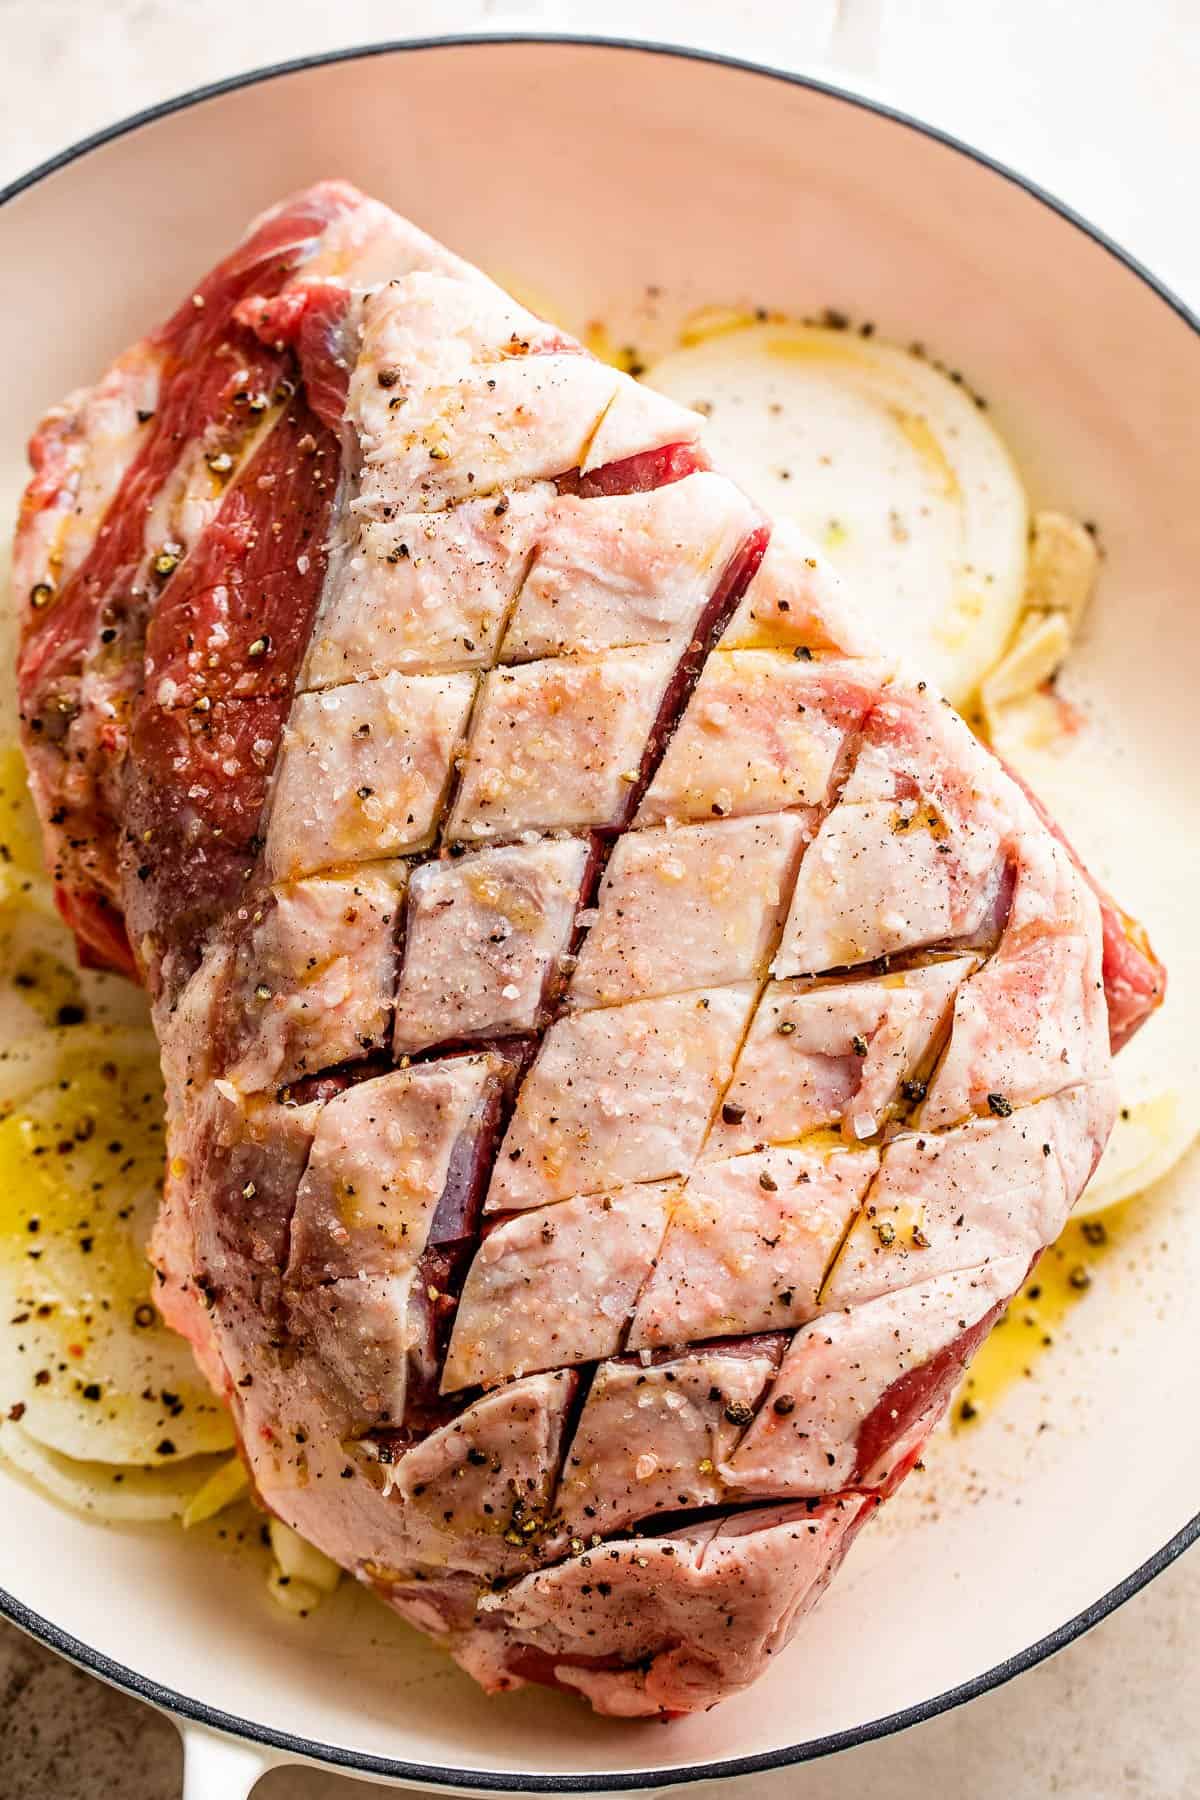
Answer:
0;38;1196;1787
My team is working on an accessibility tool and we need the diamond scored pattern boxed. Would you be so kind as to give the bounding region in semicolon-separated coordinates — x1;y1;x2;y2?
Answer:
18;188;1119;1718
221;251;1111;1617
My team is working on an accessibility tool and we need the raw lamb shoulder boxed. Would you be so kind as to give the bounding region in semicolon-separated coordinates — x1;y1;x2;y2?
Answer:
13;182;1163;1718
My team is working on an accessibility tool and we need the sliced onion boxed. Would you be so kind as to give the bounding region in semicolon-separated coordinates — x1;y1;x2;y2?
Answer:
0;1029;233;1465
0;1420;228;1524
645;322;1028;705
269;1518;342;1593
181;1454;250;1528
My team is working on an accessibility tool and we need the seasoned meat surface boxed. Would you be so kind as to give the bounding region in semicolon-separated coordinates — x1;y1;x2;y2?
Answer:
14;183;1160;1717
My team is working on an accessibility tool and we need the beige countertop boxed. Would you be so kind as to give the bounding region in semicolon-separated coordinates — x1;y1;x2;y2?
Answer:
1;4;1197;1796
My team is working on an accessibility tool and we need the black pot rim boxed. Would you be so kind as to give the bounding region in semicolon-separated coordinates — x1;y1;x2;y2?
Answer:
0;31;1196;1792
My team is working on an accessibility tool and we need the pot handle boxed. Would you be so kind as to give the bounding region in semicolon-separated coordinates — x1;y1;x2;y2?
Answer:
827;0;885;72
477;0;884;75
178;1722;280;1800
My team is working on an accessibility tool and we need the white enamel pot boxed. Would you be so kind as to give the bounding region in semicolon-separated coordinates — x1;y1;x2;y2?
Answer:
0;33;1197;1800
